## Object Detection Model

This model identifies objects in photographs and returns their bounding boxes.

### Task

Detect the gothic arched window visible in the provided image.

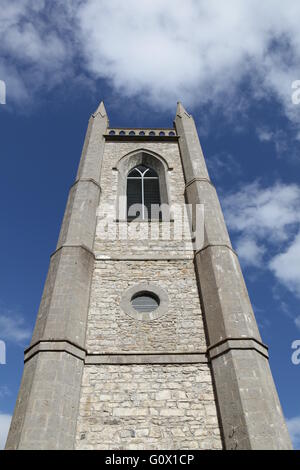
[127,165,161,220]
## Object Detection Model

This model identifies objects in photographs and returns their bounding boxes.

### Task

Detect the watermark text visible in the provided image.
[97,201,205,251]
[0,80,6,105]
[292,80,300,105]
[291,340,300,365]
[0,340,6,365]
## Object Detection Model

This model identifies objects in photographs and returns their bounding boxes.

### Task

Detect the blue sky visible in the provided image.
[1,0,300,449]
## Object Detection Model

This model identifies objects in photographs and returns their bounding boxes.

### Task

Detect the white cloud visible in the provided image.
[1,0,300,126]
[257,128,274,142]
[287,416,300,450]
[223,181,300,297]
[270,233,300,297]
[76,0,300,120]
[294,316,300,331]
[207,152,241,180]
[0,414,11,450]
[256,127,300,159]
[0,313,31,344]
[223,181,300,243]
[235,237,265,268]
[0,386,10,399]
[0,0,79,103]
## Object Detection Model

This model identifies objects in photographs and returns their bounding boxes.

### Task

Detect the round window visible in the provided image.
[120,283,168,321]
[131,291,160,313]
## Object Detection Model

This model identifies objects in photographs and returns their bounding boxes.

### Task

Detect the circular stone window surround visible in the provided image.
[120,282,169,321]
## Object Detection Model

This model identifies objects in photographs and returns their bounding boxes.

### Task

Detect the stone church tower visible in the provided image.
[6,102,291,450]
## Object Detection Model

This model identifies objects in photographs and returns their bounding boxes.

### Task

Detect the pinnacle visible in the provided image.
[93,100,107,118]
[176,101,190,118]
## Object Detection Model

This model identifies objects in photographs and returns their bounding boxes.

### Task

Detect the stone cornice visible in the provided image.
[50,244,95,259]
[71,178,101,191]
[85,352,208,365]
[24,340,87,363]
[24,341,208,365]
[207,337,269,360]
[195,243,238,258]
[24,338,269,365]
[185,177,215,191]
[95,254,194,261]
[105,135,178,142]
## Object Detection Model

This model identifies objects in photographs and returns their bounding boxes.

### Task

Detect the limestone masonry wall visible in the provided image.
[85,259,205,354]
[94,141,192,256]
[75,139,223,449]
[75,364,222,450]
